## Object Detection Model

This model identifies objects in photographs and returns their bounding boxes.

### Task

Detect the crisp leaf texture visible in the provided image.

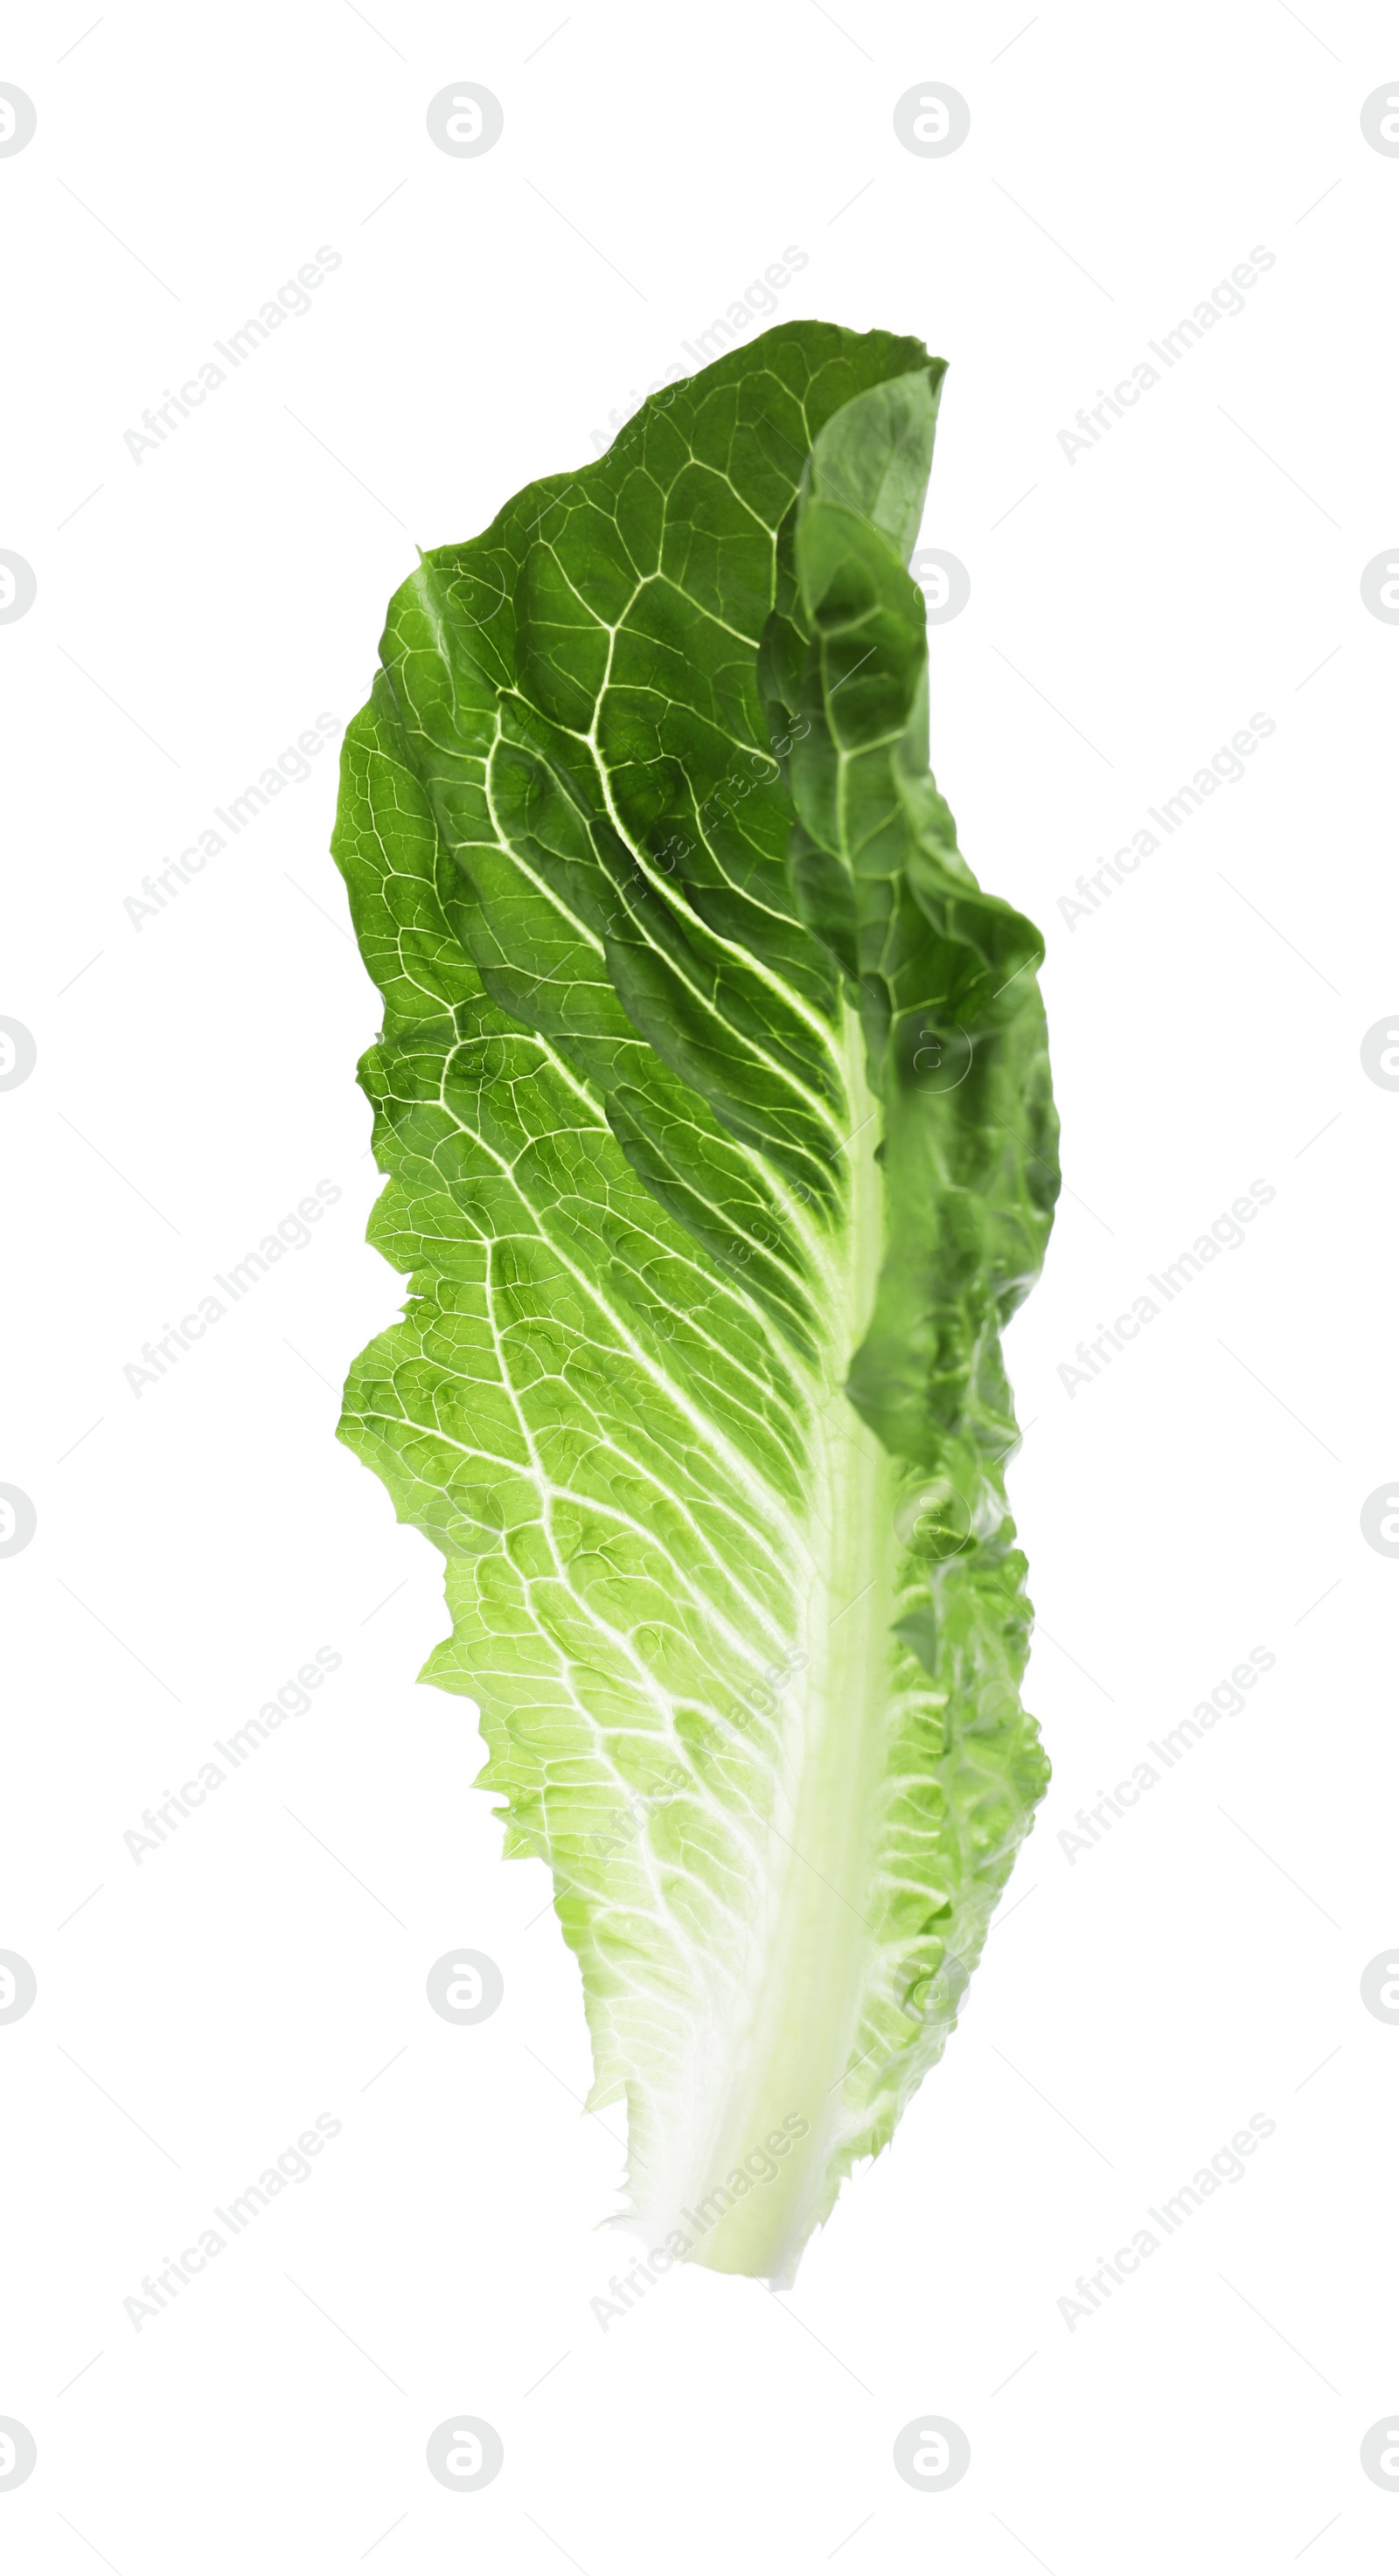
[331,320,1059,2282]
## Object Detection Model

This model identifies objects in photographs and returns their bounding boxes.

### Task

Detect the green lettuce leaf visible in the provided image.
[331,320,1059,2283]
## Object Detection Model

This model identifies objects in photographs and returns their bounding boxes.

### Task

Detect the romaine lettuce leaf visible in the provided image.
[331,320,1058,2282]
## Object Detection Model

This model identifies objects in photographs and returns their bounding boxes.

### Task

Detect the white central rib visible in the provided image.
[638,1002,894,2281]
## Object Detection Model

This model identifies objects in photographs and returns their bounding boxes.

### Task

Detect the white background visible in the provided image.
[3,1,1397,2567]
